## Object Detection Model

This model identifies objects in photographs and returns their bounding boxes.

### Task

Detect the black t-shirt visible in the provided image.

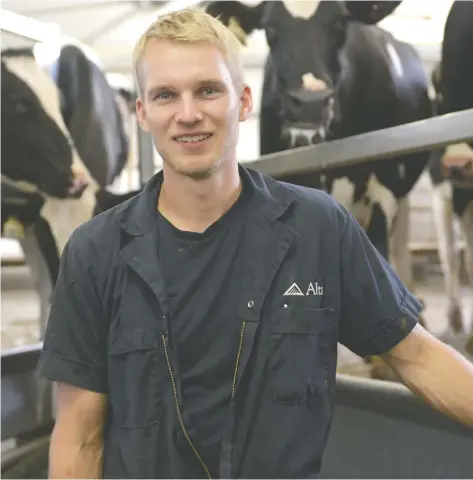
[156,179,252,477]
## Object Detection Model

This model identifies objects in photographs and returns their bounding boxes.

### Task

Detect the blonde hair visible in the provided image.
[132,7,244,95]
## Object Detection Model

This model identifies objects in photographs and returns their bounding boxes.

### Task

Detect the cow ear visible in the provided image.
[344,1,401,25]
[206,1,265,45]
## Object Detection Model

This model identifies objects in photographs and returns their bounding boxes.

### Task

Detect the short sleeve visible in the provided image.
[337,209,422,357]
[37,232,108,393]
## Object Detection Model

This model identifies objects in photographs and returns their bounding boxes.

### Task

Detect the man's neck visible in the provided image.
[157,162,242,233]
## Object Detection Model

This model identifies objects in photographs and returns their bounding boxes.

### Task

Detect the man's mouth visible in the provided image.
[173,133,213,143]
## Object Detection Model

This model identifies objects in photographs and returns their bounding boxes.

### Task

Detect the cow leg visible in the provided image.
[388,195,428,330]
[431,181,464,334]
[460,202,473,353]
[361,205,400,381]
[19,226,54,340]
[16,226,55,426]
[389,195,414,291]
[368,198,428,382]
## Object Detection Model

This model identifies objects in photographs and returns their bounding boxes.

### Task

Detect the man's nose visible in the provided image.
[175,96,203,124]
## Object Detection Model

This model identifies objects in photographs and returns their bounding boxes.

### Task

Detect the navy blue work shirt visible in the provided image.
[37,165,422,478]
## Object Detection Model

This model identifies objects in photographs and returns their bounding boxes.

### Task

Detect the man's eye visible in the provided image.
[202,87,218,96]
[155,91,173,100]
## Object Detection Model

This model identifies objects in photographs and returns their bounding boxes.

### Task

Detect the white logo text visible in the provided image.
[283,282,323,296]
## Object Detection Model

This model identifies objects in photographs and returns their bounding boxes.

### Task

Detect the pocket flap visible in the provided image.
[272,307,334,334]
[108,327,160,355]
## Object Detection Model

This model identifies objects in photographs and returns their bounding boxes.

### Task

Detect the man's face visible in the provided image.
[136,38,252,180]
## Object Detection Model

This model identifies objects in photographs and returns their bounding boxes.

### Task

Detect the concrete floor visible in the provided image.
[1,261,472,375]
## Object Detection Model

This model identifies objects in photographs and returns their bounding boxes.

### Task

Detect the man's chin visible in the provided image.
[176,159,222,180]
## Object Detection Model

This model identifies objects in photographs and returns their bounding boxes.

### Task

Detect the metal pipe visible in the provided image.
[0,9,60,42]
[15,1,135,17]
[1,435,50,471]
[248,109,473,176]
[0,8,105,68]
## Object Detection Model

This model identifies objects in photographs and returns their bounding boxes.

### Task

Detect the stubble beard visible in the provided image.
[179,157,224,180]
[161,122,239,180]
[158,143,224,180]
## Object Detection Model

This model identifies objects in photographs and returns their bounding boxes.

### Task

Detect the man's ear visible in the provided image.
[135,96,150,133]
[239,84,253,122]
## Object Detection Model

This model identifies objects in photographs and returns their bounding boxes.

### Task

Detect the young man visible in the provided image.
[38,7,473,479]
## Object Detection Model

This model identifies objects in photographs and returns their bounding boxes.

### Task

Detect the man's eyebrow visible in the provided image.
[196,79,227,88]
[147,85,172,99]
[147,79,227,98]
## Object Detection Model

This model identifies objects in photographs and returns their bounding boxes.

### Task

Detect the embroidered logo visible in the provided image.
[284,282,324,296]
[283,282,304,296]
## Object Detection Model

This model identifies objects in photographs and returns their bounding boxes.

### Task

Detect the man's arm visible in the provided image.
[49,383,107,479]
[36,229,109,478]
[337,206,422,358]
[336,205,473,428]
[381,323,473,429]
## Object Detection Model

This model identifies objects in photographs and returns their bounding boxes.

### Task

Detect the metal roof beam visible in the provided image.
[0,8,60,42]
[15,1,139,17]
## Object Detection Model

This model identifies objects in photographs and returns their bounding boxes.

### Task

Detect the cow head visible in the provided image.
[1,49,91,199]
[206,1,400,147]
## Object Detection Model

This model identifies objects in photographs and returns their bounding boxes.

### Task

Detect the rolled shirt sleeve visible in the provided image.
[337,208,422,358]
[37,230,108,393]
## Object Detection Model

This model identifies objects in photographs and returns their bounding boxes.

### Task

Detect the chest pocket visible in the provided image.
[267,307,335,404]
[108,327,164,428]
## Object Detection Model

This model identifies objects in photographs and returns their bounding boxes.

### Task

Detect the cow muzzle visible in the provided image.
[42,168,90,199]
[66,167,90,199]
[441,143,473,188]
[282,86,335,148]
[282,124,327,148]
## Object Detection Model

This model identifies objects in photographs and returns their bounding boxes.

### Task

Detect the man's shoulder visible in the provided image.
[67,189,141,258]
[246,167,349,228]
[278,179,339,210]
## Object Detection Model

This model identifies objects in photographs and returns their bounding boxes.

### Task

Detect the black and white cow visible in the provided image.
[1,45,139,338]
[205,0,432,299]
[426,1,473,347]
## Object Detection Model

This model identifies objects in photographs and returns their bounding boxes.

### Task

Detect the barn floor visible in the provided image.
[1,259,472,377]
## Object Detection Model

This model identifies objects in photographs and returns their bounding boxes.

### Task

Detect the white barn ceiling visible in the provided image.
[1,0,454,78]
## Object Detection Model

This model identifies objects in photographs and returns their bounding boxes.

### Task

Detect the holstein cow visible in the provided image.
[205,0,431,292]
[1,46,138,338]
[205,1,430,304]
[426,1,473,352]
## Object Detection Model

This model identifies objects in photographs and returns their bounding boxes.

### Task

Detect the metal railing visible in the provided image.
[247,108,473,177]
[321,374,473,478]
[1,344,53,443]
